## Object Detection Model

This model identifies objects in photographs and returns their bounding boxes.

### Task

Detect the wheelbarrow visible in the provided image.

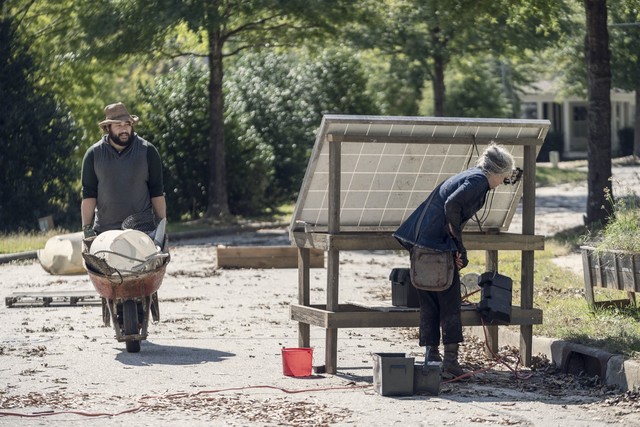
[82,236,170,353]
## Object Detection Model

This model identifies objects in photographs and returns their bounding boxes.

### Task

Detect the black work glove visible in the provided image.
[82,225,96,239]
[457,250,469,269]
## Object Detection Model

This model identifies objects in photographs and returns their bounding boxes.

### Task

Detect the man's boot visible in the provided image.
[442,343,467,380]
[425,345,442,362]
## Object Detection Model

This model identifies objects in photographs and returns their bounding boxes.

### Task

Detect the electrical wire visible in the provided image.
[462,135,495,233]
[442,290,534,383]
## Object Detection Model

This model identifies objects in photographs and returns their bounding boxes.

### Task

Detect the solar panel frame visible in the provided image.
[290,115,550,236]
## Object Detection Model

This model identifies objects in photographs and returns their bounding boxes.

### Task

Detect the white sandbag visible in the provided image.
[37,232,85,275]
[89,229,160,273]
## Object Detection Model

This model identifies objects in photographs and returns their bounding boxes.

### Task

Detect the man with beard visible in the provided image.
[81,102,166,238]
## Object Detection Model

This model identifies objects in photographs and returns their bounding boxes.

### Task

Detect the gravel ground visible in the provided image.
[1,163,640,426]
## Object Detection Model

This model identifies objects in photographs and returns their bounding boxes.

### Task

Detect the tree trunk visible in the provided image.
[432,54,446,117]
[430,25,446,117]
[634,86,640,157]
[205,15,230,217]
[584,0,612,226]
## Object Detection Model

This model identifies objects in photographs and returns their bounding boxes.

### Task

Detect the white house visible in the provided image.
[520,79,635,159]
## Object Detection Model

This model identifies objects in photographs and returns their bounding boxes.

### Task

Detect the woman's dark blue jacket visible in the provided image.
[393,167,490,254]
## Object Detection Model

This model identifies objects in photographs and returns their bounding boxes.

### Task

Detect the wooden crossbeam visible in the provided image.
[290,303,542,329]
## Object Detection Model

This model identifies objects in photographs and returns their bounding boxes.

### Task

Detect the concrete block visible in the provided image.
[607,356,640,391]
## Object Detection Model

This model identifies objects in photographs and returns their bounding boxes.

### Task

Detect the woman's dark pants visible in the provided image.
[417,269,463,346]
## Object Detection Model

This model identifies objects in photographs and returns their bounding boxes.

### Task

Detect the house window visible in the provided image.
[572,105,588,144]
[521,103,537,119]
[573,106,588,121]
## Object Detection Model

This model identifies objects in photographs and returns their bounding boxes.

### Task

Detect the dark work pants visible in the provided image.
[417,268,463,346]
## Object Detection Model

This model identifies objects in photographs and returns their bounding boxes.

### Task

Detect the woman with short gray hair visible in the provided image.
[393,142,515,380]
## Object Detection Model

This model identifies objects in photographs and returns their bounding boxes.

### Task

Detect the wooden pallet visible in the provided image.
[5,290,101,308]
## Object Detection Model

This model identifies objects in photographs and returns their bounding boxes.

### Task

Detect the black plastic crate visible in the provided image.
[390,268,420,308]
[477,271,512,324]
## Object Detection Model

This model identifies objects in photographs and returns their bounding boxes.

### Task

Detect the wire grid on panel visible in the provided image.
[291,115,548,234]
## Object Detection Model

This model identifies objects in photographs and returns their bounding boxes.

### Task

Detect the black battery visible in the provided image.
[389,268,420,308]
[477,271,512,324]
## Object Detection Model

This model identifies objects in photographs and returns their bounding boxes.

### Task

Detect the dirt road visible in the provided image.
[2,163,640,426]
[1,224,639,426]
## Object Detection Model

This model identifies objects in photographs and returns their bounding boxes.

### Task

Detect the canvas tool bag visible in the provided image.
[408,192,454,291]
[410,247,455,291]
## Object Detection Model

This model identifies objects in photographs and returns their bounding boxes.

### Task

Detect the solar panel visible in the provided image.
[290,115,550,234]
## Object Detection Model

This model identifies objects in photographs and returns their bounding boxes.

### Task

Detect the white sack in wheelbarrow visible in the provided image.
[37,232,85,275]
[89,229,162,274]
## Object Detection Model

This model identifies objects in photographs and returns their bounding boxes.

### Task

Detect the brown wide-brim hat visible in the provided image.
[98,102,139,131]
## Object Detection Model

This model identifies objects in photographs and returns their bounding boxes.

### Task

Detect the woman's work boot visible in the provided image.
[425,345,442,362]
[442,343,468,380]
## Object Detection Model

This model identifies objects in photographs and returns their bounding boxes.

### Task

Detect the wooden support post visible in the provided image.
[325,136,341,374]
[582,249,596,309]
[484,250,499,357]
[520,144,536,366]
[298,248,310,347]
[630,254,638,306]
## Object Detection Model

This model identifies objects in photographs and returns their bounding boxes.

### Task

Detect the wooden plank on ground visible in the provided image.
[215,246,324,269]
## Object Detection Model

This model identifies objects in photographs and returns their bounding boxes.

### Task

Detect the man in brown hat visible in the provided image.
[81,102,166,238]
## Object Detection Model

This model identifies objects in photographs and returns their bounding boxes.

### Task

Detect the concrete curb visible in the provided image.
[0,251,37,265]
[467,326,640,391]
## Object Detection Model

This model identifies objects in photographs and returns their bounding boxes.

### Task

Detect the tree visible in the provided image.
[71,0,358,219]
[137,48,379,219]
[4,0,142,154]
[226,49,380,207]
[0,3,79,231]
[584,0,613,225]
[347,0,570,117]
[609,0,640,156]
[445,56,513,118]
[138,58,275,218]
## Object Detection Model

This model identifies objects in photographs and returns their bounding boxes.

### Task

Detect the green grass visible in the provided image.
[0,229,68,254]
[464,242,640,359]
[535,165,587,187]
[588,186,640,253]
[0,204,296,254]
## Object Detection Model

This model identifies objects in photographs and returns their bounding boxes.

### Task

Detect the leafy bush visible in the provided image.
[139,49,379,218]
[138,59,275,218]
[446,60,512,119]
[0,16,79,232]
[138,60,211,220]
[226,49,380,208]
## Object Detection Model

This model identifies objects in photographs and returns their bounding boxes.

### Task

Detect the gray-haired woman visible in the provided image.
[393,142,515,379]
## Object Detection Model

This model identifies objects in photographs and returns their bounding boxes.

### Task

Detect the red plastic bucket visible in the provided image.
[281,347,313,377]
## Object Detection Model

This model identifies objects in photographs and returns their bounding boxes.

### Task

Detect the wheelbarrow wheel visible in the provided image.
[123,300,141,353]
